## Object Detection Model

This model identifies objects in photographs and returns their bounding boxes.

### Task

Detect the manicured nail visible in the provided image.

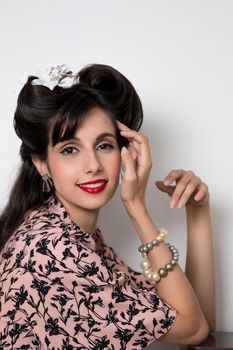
[164,180,170,186]
[170,200,176,208]
[122,147,128,154]
[178,201,184,208]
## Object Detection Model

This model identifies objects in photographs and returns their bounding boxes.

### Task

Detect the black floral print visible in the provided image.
[0,196,176,349]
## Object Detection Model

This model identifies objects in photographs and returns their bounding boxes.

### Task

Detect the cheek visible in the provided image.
[47,156,76,180]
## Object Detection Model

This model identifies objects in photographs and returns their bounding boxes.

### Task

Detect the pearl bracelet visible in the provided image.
[140,243,179,283]
[138,228,168,254]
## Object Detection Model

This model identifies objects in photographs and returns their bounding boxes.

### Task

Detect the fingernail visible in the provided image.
[178,201,184,208]
[170,201,176,208]
[121,147,128,154]
[164,180,170,186]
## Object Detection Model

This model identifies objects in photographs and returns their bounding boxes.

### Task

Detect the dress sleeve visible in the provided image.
[0,229,176,349]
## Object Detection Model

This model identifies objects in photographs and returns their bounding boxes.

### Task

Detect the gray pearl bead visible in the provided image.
[138,246,143,253]
[143,246,148,253]
[165,263,173,271]
[171,259,177,266]
[158,268,168,277]
[146,242,152,250]
[152,239,159,246]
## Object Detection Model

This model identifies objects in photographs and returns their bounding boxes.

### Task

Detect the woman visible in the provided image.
[0,64,215,349]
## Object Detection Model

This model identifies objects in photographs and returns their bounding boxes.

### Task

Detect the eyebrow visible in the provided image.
[68,132,117,143]
[95,132,117,142]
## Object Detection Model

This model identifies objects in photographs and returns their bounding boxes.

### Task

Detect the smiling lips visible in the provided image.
[77,179,108,194]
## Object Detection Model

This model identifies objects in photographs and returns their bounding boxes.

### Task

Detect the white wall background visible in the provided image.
[0,1,233,348]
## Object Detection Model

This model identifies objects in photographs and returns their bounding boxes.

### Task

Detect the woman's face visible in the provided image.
[45,107,122,227]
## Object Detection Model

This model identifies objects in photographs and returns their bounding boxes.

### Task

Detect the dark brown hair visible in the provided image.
[0,63,143,251]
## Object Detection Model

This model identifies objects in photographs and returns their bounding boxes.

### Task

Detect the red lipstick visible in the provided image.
[77,179,107,194]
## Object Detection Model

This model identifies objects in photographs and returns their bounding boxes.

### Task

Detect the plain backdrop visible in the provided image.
[0,1,233,348]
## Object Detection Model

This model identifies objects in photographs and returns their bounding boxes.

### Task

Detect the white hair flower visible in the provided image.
[31,64,75,90]
[13,64,75,96]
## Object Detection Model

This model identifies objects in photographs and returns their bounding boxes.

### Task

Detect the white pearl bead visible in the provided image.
[157,235,164,242]
[160,228,168,236]
[146,272,153,280]
[151,272,160,282]
[140,259,150,270]
[143,268,152,277]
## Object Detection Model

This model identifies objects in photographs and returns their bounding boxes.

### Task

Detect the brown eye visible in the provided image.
[97,143,114,151]
[60,146,79,155]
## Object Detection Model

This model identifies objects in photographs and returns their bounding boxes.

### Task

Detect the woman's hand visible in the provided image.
[155,169,209,208]
[117,121,152,210]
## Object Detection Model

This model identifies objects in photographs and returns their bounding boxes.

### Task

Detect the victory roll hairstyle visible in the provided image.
[0,63,143,251]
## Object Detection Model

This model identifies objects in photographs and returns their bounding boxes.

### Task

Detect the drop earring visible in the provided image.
[41,174,54,193]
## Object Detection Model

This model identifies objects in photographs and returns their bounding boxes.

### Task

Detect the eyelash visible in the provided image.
[60,142,114,155]
[97,143,114,151]
[60,146,78,155]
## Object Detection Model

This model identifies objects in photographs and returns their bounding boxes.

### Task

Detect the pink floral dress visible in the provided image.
[0,196,176,349]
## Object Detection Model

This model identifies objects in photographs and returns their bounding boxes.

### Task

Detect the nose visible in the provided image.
[83,150,103,174]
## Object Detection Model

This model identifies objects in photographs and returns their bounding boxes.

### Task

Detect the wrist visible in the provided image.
[123,199,148,219]
[186,198,210,215]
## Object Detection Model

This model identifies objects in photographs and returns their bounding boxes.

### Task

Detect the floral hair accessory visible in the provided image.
[31,64,75,90]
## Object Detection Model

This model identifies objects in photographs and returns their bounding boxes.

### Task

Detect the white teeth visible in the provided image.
[79,182,105,188]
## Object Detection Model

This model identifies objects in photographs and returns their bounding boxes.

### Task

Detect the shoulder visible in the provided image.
[0,197,72,266]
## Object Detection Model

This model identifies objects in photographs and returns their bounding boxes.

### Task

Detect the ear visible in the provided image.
[31,156,50,177]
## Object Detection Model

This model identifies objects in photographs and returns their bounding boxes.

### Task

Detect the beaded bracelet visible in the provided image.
[140,243,179,283]
[138,228,168,254]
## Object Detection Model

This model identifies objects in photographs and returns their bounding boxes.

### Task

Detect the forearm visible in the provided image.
[125,201,209,343]
[185,201,215,331]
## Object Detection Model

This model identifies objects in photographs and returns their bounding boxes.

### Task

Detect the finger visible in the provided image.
[155,181,175,197]
[128,142,137,160]
[119,129,144,157]
[117,120,131,131]
[119,129,146,145]
[194,183,209,201]
[169,171,196,207]
[163,169,185,186]
[121,147,137,181]
[176,177,202,208]
[120,130,152,169]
